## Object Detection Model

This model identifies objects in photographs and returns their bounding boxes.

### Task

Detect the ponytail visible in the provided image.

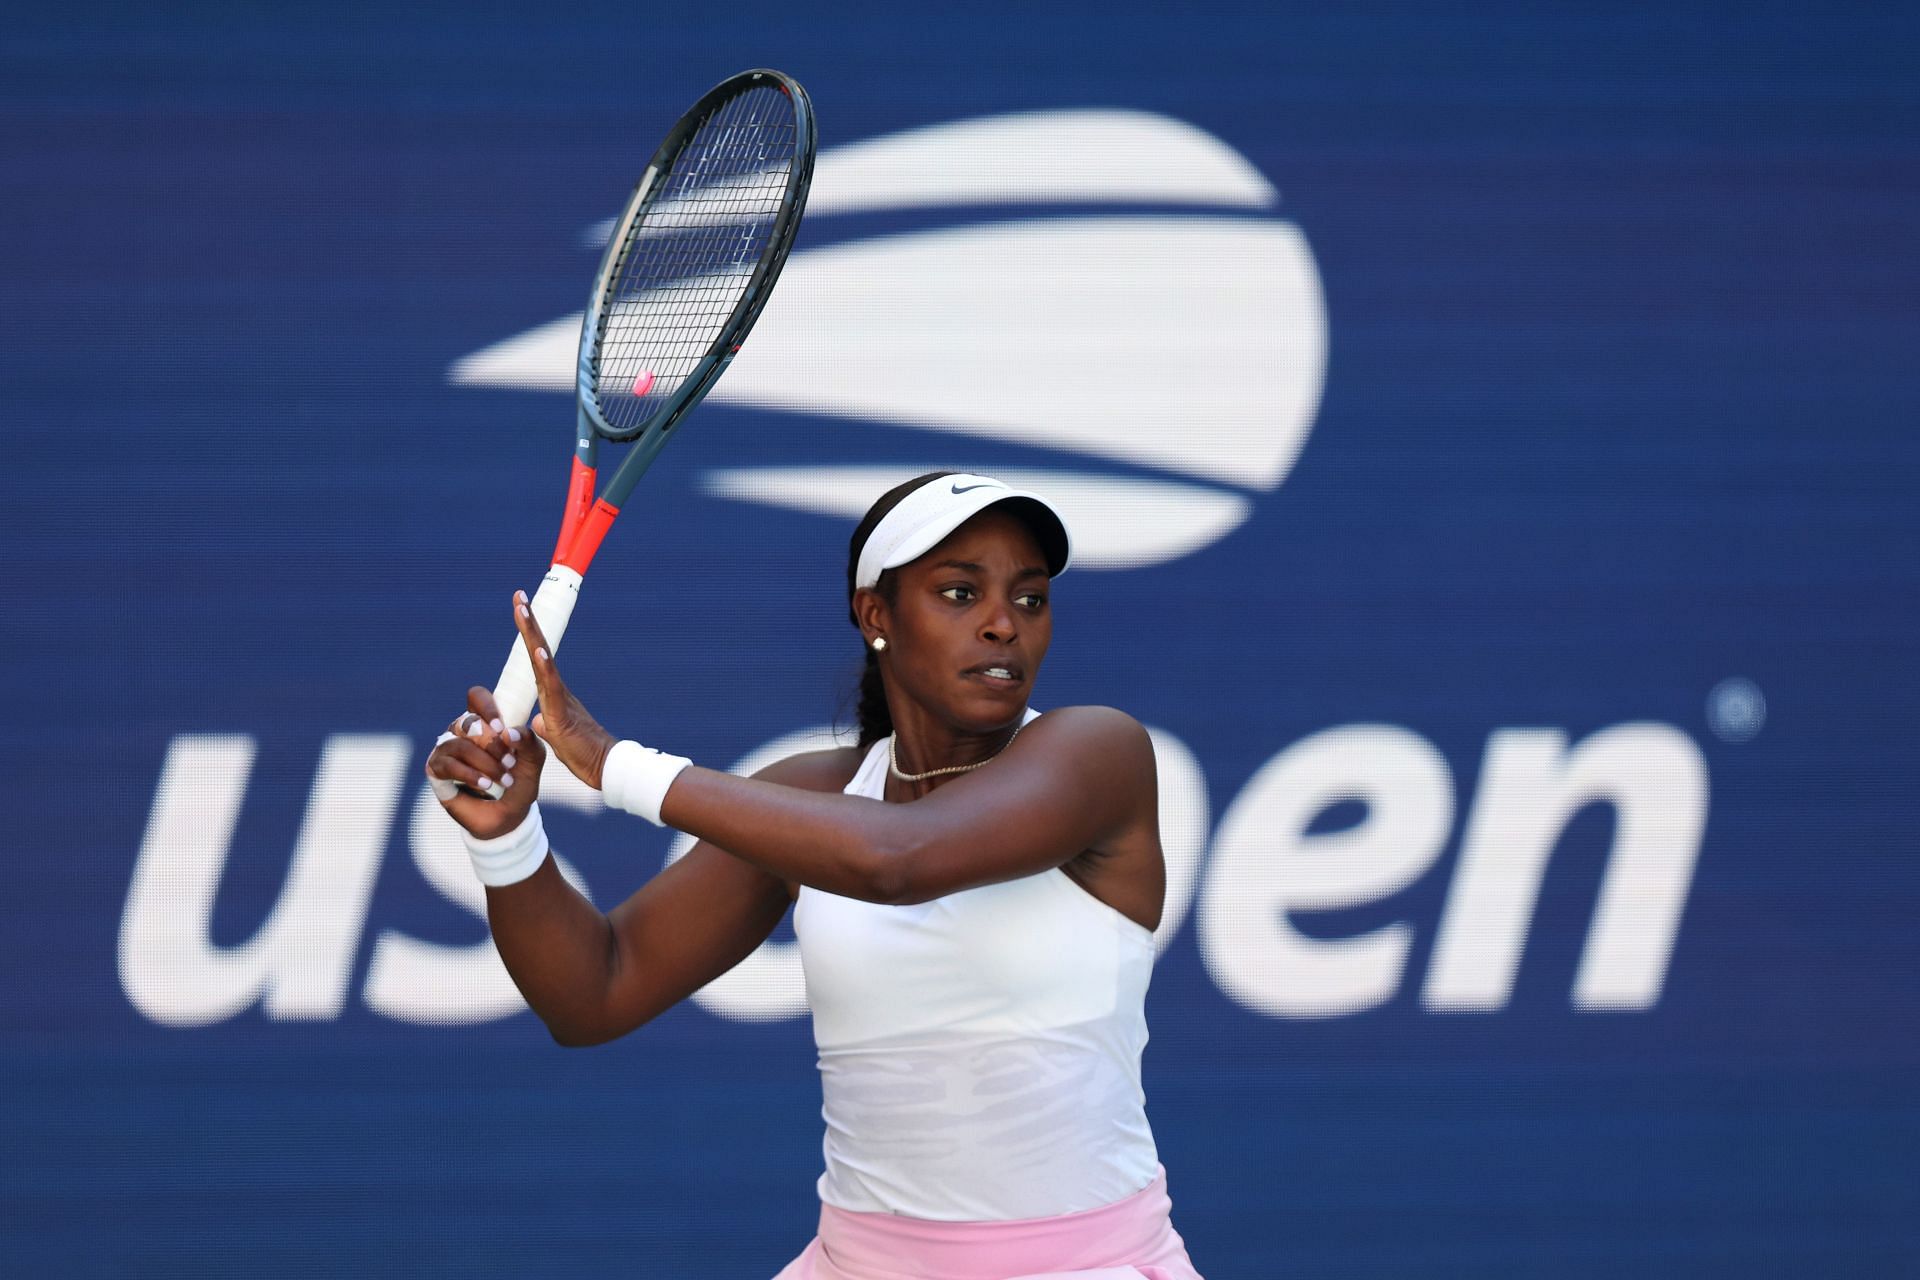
[853,638,892,747]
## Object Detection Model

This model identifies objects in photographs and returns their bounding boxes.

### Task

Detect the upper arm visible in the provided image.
[888,706,1157,903]
[590,747,859,1039]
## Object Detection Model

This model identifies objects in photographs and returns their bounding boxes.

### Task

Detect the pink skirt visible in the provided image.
[771,1168,1204,1280]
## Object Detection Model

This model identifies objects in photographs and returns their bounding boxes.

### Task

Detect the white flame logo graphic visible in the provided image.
[449,109,1328,568]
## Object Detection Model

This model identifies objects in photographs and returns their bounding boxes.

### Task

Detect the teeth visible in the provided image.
[984,668,1013,679]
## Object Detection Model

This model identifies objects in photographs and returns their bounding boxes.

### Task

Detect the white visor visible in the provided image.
[854,473,1072,590]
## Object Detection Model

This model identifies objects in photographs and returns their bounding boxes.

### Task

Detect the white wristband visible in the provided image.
[600,739,693,827]
[459,802,551,887]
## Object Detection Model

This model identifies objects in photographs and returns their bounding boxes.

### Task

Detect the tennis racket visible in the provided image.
[486,69,816,781]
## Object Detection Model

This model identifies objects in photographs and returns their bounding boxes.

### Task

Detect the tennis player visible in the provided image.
[428,472,1204,1280]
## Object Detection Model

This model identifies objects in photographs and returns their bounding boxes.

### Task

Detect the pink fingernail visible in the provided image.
[476,777,493,790]
[518,606,529,618]
[502,753,516,769]
[501,773,514,789]
[507,728,521,744]
[536,647,548,661]
[490,718,503,732]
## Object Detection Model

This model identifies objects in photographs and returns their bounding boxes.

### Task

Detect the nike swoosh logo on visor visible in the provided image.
[951,482,1000,493]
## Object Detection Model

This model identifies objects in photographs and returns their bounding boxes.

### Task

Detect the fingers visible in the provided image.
[428,737,517,795]
[447,705,515,761]
[454,738,518,785]
[431,757,536,842]
[464,685,506,738]
[519,716,548,758]
[512,590,561,697]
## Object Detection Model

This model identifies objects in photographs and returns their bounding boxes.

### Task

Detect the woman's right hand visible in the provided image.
[425,686,547,840]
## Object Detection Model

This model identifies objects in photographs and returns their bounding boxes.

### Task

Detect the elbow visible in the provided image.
[544,1006,646,1048]
[542,917,639,1047]
[546,1018,611,1048]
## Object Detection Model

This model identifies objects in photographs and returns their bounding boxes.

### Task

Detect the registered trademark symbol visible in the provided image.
[1707,677,1765,743]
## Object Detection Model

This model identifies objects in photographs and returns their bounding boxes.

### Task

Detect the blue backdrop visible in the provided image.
[4,2,1917,1276]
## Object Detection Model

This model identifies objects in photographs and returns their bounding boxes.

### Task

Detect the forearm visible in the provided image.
[484,856,621,1044]
[604,713,1139,905]
[659,767,909,902]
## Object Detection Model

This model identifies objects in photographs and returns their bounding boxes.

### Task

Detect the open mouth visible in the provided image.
[967,665,1022,687]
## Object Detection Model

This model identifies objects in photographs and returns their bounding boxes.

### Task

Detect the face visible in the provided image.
[856,509,1053,732]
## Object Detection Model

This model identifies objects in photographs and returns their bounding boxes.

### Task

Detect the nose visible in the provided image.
[980,600,1018,646]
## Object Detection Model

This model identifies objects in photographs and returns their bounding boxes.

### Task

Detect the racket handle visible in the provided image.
[492,562,584,730]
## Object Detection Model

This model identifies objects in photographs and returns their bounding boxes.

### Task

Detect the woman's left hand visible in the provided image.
[511,589,618,790]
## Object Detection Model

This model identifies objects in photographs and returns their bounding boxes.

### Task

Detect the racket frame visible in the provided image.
[554,68,817,577]
[487,69,815,747]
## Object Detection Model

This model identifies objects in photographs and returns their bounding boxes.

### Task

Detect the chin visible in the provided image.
[961,685,1028,718]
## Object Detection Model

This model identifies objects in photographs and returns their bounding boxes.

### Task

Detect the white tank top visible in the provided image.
[794,709,1161,1221]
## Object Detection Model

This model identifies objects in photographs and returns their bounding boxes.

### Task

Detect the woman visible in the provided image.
[428,472,1204,1280]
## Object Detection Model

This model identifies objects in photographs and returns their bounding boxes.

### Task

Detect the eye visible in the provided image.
[1017,592,1047,610]
[939,585,976,602]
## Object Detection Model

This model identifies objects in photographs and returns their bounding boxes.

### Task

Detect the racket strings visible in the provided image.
[594,85,798,434]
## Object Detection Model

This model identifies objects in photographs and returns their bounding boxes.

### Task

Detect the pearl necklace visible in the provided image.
[890,724,1022,783]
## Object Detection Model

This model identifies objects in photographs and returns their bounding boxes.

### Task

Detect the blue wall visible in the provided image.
[4,3,1917,1275]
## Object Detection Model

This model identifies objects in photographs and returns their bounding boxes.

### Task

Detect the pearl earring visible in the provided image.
[871,636,888,652]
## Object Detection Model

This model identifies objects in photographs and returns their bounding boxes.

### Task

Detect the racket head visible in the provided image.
[578,69,816,447]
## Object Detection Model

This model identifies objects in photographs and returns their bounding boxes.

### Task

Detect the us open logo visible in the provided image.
[121,112,1710,1031]
[447,109,1330,570]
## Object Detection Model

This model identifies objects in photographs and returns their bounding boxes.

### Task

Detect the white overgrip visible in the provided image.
[492,565,584,730]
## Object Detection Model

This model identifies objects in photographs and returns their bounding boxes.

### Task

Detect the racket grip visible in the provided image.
[492,564,584,731]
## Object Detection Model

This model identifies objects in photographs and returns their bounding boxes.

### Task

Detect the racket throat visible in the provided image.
[552,456,599,564]
[557,498,621,574]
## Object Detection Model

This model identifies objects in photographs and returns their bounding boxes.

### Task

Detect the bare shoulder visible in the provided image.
[1026,707,1162,924]
[1022,706,1155,772]
[750,743,868,793]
